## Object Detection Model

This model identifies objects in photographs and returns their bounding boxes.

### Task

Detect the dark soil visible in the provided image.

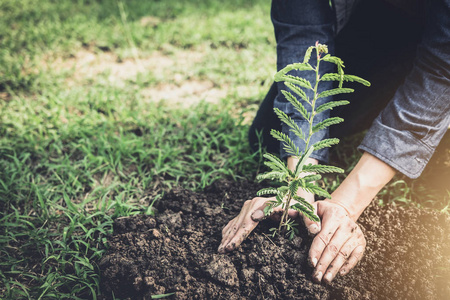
[100,180,450,300]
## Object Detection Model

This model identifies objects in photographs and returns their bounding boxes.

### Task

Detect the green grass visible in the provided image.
[0,0,448,299]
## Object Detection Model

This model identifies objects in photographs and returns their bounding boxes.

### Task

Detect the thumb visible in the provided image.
[302,203,321,235]
[251,209,266,222]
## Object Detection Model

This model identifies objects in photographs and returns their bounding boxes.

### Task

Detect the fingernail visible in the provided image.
[251,210,265,221]
[315,271,323,282]
[218,246,224,253]
[340,269,346,276]
[324,272,332,283]
[308,224,319,235]
[311,257,318,267]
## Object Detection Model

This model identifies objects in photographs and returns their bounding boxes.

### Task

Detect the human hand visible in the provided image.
[308,200,366,284]
[218,196,299,253]
[218,186,320,254]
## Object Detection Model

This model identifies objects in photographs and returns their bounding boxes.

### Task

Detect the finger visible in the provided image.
[308,215,340,269]
[223,216,259,252]
[322,238,358,284]
[302,204,321,236]
[312,226,351,283]
[219,210,247,253]
[339,242,366,276]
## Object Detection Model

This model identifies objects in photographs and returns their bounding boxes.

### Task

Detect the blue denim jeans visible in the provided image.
[249,0,450,179]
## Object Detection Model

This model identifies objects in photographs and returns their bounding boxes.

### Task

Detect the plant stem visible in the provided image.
[278,46,322,235]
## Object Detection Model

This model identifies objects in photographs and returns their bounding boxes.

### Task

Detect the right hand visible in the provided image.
[218,189,320,254]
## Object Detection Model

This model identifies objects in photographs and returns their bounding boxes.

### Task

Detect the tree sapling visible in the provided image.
[256,42,370,238]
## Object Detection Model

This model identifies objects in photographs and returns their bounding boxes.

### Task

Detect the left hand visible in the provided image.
[308,200,366,284]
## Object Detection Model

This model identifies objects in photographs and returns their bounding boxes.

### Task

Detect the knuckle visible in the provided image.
[327,243,339,255]
[317,234,329,246]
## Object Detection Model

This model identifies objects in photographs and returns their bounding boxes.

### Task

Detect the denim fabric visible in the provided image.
[359,0,450,178]
[260,0,449,178]
[271,0,335,162]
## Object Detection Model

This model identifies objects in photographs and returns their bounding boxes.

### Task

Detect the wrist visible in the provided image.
[328,152,396,221]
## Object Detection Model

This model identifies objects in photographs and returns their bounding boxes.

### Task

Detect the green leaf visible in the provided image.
[316,100,350,114]
[289,180,301,197]
[303,46,314,64]
[321,55,344,68]
[312,117,343,133]
[291,203,320,222]
[152,293,175,299]
[320,73,371,86]
[292,195,314,211]
[256,188,279,196]
[273,108,304,141]
[256,171,286,182]
[276,62,314,75]
[294,146,314,178]
[317,88,354,99]
[281,90,310,120]
[284,82,309,103]
[270,129,300,157]
[302,164,344,174]
[303,182,331,198]
[276,74,313,90]
[263,153,288,173]
[302,174,322,182]
[312,138,340,150]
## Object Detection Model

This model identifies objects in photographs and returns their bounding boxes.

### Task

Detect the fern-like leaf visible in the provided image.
[302,164,344,174]
[317,88,354,99]
[292,195,314,211]
[256,171,286,182]
[276,74,313,90]
[270,129,300,157]
[302,174,322,182]
[303,182,331,198]
[312,117,343,133]
[320,73,371,86]
[303,46,314,64]
[263,153,288,173]
[312,138,340,150]
[316,100,350,114]
[273,108,304,141]
[256,187,279,196]
[276,62,314,75]
[284,82,309,103]
[288,179,301,197]
[281,90,310,121]
[291,203,320,222]
[321,55,344,68]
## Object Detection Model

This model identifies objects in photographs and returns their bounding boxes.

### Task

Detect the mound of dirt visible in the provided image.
[99,180,450,299]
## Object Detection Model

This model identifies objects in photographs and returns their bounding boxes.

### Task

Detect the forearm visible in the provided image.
[327,152,396,221]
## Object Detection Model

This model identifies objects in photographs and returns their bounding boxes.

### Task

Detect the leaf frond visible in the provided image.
[292,195,314,211]
[303,46,314,64]
[291,203,320,222]
[312,117,343,133]
[263,153,288,173]
[302,174,322,182]
[277,74,313,90]
[316,101,350,114]
[284,82,309,103]
[256,171,286,182]
[256,188,279,197]
[320,73,371,86]
[273,108,304,141]
[270,129,300,157]
[281,90,310,120]
[312,138,340,150]
[317,88,354,99]
[303,182,331,198]
[302,164,344,174]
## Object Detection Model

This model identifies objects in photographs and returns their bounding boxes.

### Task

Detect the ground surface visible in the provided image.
[100,180,450,300]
